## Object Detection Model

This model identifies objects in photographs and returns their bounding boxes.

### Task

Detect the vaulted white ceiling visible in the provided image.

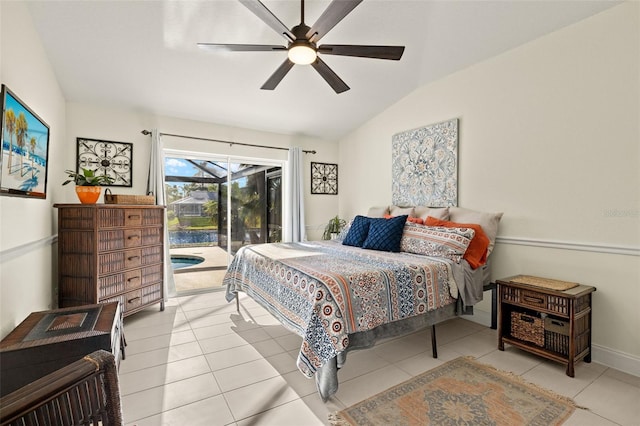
[26,0,618,140]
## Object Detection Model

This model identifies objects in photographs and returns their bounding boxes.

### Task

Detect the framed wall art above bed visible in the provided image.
[392,118,458,207]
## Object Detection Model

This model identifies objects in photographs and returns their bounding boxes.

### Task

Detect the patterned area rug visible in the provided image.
[330,357,576,426]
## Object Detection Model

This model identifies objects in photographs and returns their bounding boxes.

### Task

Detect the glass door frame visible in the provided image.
[163,148,290,268]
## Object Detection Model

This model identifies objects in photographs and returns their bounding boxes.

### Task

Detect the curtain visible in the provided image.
[147,129,176,298]
[287,147,306,242]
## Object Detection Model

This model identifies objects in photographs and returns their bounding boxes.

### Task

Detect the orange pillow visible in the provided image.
[384,214,424,225]
[425,217,489,269]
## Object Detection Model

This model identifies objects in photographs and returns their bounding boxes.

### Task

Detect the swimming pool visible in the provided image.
[170,255,205,270]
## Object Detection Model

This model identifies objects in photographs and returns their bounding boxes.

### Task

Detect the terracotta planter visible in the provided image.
[75,186,102,204]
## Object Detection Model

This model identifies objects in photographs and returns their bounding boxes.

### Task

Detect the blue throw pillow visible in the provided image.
[362,215,408,252]
[342,215,371,247]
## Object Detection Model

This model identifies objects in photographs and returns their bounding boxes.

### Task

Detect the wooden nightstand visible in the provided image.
[497,275,595,377]
[0,302,124,396]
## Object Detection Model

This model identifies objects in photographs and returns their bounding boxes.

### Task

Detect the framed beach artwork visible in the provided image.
[0,85,50,199]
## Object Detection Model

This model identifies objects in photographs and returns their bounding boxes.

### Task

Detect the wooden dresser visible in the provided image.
[54,204,165,317]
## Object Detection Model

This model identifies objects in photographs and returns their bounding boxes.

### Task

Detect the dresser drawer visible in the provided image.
[124,248,142,269]
[124,289,143,312]
[124,209,143,227]
[501,285,570,315]
[124,269,143,291]
[124,228,143,248]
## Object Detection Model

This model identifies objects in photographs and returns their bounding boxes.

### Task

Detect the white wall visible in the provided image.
[0,2,67,338]
[0,2,338,339]
[64,104,339,241]
[338,2,639,373]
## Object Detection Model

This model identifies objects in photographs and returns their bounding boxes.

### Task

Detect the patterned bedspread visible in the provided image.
[224,240,458,377]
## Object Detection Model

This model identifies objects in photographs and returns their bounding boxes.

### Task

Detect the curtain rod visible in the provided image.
[141,130,316,154]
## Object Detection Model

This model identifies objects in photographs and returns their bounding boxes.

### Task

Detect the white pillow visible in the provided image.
[449,207,503,255]
[414,206,449,221]
[389,205,415,217]
[367,206,389,218]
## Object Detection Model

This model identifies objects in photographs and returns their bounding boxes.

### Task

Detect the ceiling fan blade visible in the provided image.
[306,0,363,43]
[311,57,350,94]
[239,0,295,41]
[318,44,405,60]
[197,43,286,52]
[261,59,295,90]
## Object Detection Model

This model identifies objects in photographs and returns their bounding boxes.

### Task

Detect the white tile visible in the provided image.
[130,395,235,426]
[563,407,620,426]
[336,349,390,381]
[124,329,197,356]
[224,376,300,421]
[123,305,184,330]
[574,374,640,425]
[205,343,267,371]
[335,364,412,407]
[265,351,298,375]
[275,333,303,351]
[476,346,543,375]
[372,330,433,363]
[395,345,459,376]
[116,294,635,426]
[521,359,608,398]
[119,341,203,374]
[121,373,221,423]
[214,358,281,392]
[198,332,257,353]
[236,399,323,426]
[281,370,318,398]
[119,355,211,395]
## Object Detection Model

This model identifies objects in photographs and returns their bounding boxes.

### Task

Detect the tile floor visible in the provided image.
[120,290,640,425]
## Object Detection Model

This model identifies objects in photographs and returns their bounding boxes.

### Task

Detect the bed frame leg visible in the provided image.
[236,294,239,313]
[431,324,438,358]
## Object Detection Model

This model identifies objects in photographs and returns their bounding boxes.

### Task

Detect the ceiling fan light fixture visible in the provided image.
[288,43,317,65]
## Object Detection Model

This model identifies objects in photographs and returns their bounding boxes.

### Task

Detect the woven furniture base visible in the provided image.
[509,275,579,291]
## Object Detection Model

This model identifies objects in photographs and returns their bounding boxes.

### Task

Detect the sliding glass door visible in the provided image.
[164,152,283,293]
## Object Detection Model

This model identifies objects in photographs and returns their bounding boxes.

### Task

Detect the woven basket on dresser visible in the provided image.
[104,189,155,205]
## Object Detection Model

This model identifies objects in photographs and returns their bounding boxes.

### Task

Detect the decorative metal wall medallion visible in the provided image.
[76,138,133,187]
[392,118,458,207]
[311,162,338,195]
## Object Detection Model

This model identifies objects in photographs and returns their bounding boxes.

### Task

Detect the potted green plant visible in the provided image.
[322,215,346,240]
[63,168,114,204]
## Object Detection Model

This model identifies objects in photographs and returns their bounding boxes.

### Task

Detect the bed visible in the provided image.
[224,207,500,401]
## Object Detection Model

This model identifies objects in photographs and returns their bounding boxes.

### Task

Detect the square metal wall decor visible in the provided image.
[76,137,133,187]
[392,118,458,207]
[311,162,338,195]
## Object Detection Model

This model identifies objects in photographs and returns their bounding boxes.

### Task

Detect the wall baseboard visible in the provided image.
[465,309,640,378]
[592,344,640,378]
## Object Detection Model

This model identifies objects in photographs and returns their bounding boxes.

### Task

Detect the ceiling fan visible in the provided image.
[197,0,405,94]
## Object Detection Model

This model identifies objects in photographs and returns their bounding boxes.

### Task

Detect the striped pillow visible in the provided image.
[400,222,475,263]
